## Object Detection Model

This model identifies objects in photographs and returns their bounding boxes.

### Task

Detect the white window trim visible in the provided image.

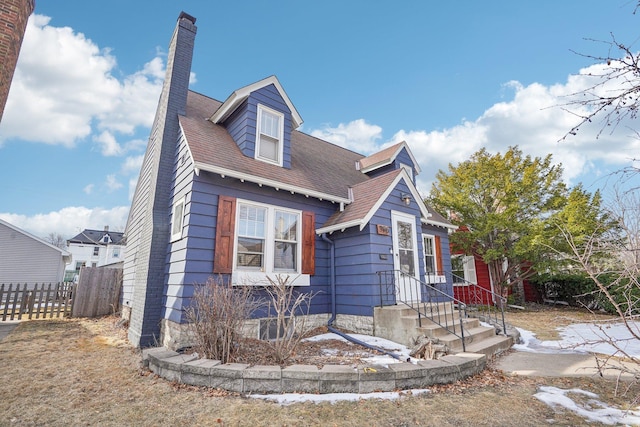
[422,233,446,284]
[232,199,309,286]
[255,104,285,166]
[451,254,477,286]
[171,197,185,242]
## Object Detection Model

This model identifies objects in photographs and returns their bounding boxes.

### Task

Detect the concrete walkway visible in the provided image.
[0,321,20,342]
[494,350,637,380]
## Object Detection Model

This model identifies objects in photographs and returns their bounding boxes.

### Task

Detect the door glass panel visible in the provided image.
[397,221,415,275]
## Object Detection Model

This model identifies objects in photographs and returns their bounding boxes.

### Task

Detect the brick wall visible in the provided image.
[0,0,34,123]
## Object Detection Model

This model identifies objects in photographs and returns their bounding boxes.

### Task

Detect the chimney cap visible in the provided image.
[179,11,196,24]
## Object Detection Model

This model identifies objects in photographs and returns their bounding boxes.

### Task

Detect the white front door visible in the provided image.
[392,211,420,302]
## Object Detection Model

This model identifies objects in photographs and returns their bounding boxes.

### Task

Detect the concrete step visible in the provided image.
[460,334,513,358]
[413,317,480,338]
[439,325,499,352]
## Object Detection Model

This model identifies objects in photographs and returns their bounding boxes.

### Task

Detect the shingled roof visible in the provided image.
[68,229,125,245]
[179,90,455,232]
[180,91,369,203]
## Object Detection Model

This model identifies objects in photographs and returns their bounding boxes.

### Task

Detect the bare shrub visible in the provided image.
[262,275,316,364]
[185,277,261,363]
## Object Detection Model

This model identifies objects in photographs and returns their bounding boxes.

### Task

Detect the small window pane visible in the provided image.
[274,242,297,270]
[275,211,297,241]
[237,237,264,268]
[261,110,280,139]
[259,135,278,161]
[397,221,413,250]
[239,205,266,238]
[172,201,184,236]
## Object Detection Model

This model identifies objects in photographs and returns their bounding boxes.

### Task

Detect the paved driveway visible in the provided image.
[0,321,20,341]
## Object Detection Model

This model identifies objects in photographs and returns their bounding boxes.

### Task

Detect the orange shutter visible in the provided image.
[434,235,443,274]
[301,211,315,275]
[213,196,236,274]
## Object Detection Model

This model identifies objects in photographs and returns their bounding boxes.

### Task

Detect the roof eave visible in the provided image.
[193,161,350,205]
[316,219,363,235]
[208,76,303,129]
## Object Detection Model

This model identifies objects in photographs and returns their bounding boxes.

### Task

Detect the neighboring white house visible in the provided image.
[0,218,71,285]
[65,227,125,281]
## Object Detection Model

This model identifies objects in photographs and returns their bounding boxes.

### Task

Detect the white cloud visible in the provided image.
[0,14,164,147]
[0,206,129,238]
[94,130,123,156]
[121,154,145,175]
[310,119,382,154]
[83,184,94,195]
[309,62,640,193]
[105,174,123,192]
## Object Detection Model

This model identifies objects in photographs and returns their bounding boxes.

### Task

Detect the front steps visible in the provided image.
[373,304,513,358]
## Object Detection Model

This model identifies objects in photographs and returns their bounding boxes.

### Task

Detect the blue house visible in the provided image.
[122,12,457,349]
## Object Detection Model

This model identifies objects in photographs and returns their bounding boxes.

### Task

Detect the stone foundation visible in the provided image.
[334,314,374,335]
[160,313,332,351]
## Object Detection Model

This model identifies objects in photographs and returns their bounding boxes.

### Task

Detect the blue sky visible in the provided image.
[0,1,638,238]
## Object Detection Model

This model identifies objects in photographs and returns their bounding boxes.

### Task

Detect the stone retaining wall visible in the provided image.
[142,348,486,394]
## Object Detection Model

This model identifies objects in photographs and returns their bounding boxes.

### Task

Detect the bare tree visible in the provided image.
[44,232,67,249]
[185,277,262,363]
[555,186,640,393]
[262,275,316,365]
[560,3,640,143]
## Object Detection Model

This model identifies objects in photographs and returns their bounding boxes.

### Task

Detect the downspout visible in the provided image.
[321,233,336,326]
[321,233,405,362]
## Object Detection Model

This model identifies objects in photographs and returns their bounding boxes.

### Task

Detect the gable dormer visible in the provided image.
[209,76,302,169]
[358,141,421,182]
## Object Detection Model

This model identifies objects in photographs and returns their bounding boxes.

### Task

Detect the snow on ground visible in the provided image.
[303,332,416,365]
[517,321,640,424]
[534,386,640,426]
[252,321,640,426]
[514,321,640,358]
[249,389,430,405]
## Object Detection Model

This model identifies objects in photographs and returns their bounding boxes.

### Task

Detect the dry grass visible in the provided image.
[504,303,617,341]
[0,307,637,427]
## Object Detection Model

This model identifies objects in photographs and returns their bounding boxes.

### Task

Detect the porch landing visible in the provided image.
[373,304,514,358]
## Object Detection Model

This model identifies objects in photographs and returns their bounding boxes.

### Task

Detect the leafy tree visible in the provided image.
[429,146,567,302]
[538,185,617,274]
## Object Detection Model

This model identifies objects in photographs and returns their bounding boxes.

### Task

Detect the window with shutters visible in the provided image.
[236,201,299,273]
[255,105,284,166]
[214,196,314,285]
[451,254,477,285]
[423,233,446,284]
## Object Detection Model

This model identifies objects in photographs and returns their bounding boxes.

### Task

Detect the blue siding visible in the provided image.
[248,85,293,169]
[224,99,255,157]
[167,170,338,323]
[221,84,293,169]
[162,139,453,324]
[365,147,417,183]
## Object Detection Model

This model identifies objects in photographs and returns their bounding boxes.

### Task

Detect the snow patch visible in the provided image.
[535,386,640,425]
[249,389,430,405]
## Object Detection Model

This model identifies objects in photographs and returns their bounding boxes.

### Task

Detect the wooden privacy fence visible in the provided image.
[72,267,122,318]
[0,282,76,321]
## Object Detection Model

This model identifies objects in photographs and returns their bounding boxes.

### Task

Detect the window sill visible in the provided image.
[232,271,310,287]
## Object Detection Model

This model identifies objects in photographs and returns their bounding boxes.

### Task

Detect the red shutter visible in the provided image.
[434,235,443,274]
[301,211,315,275]
[213,196,236,274]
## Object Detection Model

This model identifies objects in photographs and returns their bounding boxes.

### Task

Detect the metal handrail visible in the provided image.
[445,272,508,336]
[377,270,468,352]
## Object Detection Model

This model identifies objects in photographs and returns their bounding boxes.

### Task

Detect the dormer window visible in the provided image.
[256,104,284,166]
